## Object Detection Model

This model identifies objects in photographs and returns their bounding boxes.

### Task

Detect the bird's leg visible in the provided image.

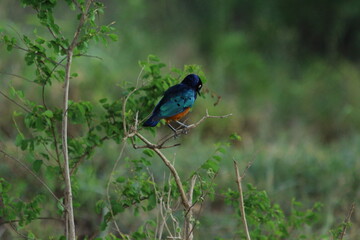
[175,120,189,128]
[167,123,179,138]
[175,120,189,134]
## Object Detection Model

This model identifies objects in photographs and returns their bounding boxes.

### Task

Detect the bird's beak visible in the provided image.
[197,89,201,96]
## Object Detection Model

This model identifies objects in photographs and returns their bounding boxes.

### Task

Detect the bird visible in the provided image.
[143,74,203,133]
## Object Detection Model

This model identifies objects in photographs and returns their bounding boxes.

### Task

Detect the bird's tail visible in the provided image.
[143,115,160,127]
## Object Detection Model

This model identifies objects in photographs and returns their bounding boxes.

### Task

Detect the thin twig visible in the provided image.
[0,217,64,225]
[133,110,232,150]
[339,202,355,240]
[13,45,65,68]
[157,110,232,147]
[71,0,82,10]
[0,90,31,113]
[0,149,64,208]
[0,71,37,84]
[105,142,128,238]
[122,66,144,135]
[42,56,67,109]
[233,160,251,240]
[74,53,103,60]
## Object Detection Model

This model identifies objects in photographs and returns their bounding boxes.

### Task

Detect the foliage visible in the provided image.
[0,178,44,227]
[224,185,323,239]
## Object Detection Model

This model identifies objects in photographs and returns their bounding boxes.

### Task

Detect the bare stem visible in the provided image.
[62,50,76,240]
[233,160,251,240]
[339,202,355,240]
[105,142,128,238]
[185,175,197,240]
[61,1,93,239]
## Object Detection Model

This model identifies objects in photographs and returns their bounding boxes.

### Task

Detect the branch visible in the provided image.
[187,109,232,129]
[233,160,251,240]
[0,90,31,113]
[71,0,82,11]
[13,45,65,68]
[154,110,232,148]
[106,142,128,238]
[68,0,93,52]
[0,217,63,225]
[61,2,94,239]
[128,109,231,212]
[73,53,103,60]
[339,202,355,240]
[0,149,64,208]
[62,52,76,240]
[184,175,197,240]
[134,132,190,210]
[0,71,37,84]
[122,66,144,135]
[42,56,67,109]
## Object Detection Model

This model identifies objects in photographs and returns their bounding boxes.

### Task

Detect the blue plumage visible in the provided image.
[143,74,203,128]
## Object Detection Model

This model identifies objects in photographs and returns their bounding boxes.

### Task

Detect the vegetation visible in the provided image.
[0,0,358,239]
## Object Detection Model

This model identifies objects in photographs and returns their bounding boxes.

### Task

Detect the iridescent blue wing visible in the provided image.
[152,84,196,119]
[159,89,195,117]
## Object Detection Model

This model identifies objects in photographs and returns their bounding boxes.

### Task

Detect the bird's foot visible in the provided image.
[181,127,189,135]
[167,123,180,138]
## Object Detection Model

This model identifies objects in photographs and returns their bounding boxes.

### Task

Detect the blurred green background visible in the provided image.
[1,0,359,238]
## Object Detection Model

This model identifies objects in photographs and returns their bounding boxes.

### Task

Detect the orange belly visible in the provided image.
[165,107,191,123]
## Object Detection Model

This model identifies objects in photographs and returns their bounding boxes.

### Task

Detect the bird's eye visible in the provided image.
[198,84,202,89]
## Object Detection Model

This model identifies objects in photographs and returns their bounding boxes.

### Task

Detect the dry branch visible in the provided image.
[339,202,355,240]
[233,160,251,240]
[184,175,197,240]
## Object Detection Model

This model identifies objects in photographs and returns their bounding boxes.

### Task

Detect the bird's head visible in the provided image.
[182,74,203,95]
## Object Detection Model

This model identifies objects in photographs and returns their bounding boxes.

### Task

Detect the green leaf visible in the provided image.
[212,155,222,161]
[111,200,124,215]
[116,176,126,183]
[42,110,53,118]
[99,98,107,103]
[230,133,242,141]
[35,38,45,44]
[95,200,105,214]
[15,133,25,147]
[9,86,16,98]
[32,160,43,173]
[6,44,13,51]
[108,33,118,41]
[142,149,155,157]
[148,55,160,62]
